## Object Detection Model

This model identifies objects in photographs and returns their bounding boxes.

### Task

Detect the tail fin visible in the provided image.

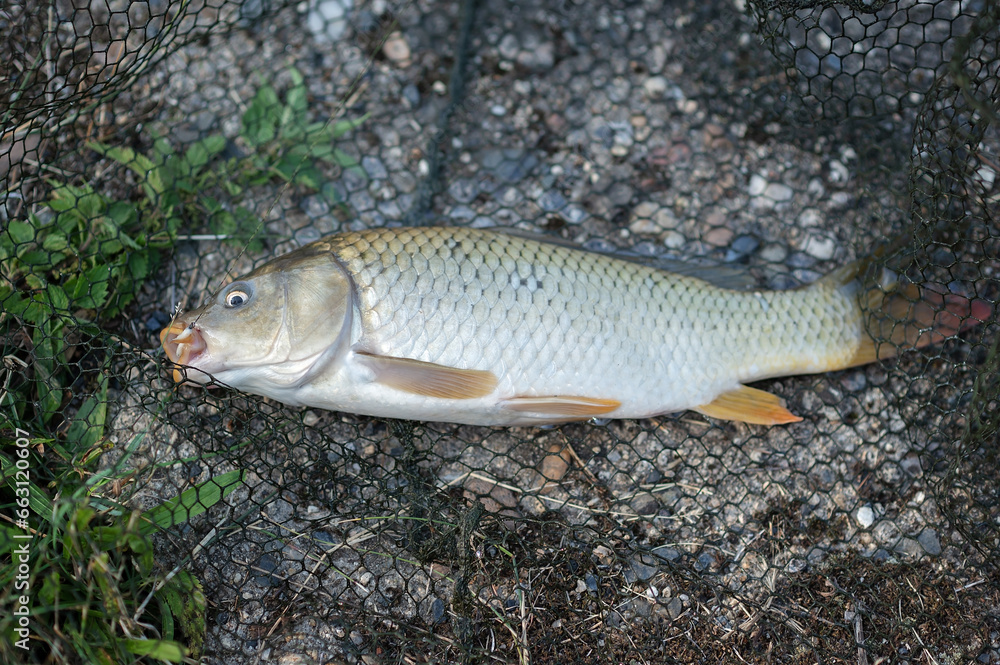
[825,262,992,368]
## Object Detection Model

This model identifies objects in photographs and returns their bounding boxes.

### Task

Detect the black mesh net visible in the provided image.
[2,0,999,663]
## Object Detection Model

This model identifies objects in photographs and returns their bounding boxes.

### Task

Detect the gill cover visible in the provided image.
[193,243,355,387]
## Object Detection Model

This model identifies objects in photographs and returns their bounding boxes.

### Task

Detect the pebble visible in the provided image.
[802,233,836,260]
[517,42,555,70]
[490,104,507,117]
[307,0,353,42]
[643,76,669,98]
[705,226,734,247]
[300,194,331,219]
[725,234,759,262]
[430,598,446,624]
[798,208,823,227]
[538,189,567,212]
[361,155,388,180]
[498,34,519,60]
[917,528,941,556]
[901,452,923,478]
[759,243,787,263]
[448,178,481,203]
[763,182,794,202]
[828,159,849,184]
[748,174,768,196]
[895,537,923,558]
[662,230,685,249]
[382,31,411,66]
[840,371,867,392]
[630,555,659,582]
[666,597,684,619]
[479,148,538,183]
[402,83,420,107]
[856,505,876,528]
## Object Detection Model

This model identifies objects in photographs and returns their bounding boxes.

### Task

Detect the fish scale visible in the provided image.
[161,226,985,426]
[324,227,858,419]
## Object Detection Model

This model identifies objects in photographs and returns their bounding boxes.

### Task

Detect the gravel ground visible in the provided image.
[63,0,1000,662]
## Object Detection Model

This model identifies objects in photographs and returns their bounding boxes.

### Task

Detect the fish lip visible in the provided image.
[160,321,209,383]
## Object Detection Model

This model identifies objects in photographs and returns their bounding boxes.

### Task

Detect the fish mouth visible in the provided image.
[160,321,208,383]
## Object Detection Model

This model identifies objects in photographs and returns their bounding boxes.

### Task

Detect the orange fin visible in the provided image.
[503,395,622,417]
[357,351,497,399]
[848,282,992,367]
[695,385,802,425]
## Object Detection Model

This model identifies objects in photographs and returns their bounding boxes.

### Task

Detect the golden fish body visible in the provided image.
[161,227,982,426]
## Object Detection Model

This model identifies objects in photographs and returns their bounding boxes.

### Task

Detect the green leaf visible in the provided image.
[41,232,68,252]
[328,113,370,139]
[106,200,138,230]
[183,135,227,173]
[0,453,53,525]
[65,372,107,450]
[42,283,69,312]
[242,85,281,147]
[333,148,360,169]
[65,263,111,310]
[7,219,35,245]
[160,569,206,657]
[124,638,186,661]
[139,470,245,534]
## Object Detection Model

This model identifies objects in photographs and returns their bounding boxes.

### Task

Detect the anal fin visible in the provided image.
[357,351,498,399]
[695,385,802,425]
[503,395,622,418]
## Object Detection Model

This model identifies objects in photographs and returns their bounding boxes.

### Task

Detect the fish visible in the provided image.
[160,226,990,426]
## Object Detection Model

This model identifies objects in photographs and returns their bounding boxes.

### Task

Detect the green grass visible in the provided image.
[0,66,364,662]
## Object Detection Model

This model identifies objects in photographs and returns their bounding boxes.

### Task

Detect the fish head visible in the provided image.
[160,246,354,393]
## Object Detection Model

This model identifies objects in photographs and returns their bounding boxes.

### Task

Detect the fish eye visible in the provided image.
[223,284,253,308]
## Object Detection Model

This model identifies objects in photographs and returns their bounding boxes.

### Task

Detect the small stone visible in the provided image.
[666,597,684,619]
[517,42,555,70]
[402,83,420,107]
[630,556,659,582]
[382,31,412,66]
[828,160,849,185]
[798,208,823,227]
[662,230,685,249]
[498,34,519,60]
[763,182,794,202]
[917,528,941,556]
[361,155,388,180]
[759,243,787,263]
[895,537,923,557]
[538,189,567,212]
[585,574,598,592]
[726,234,759,262]
[431,598,446,624]
[490,104,507,116]
[901,453,923,478]
[653,546,681,561]
[643,76,669,98]
[693,551,715,572]
[857,505,876,528]
[705,226,734,247]
[840,371,867,392]
[748,174,768,196]
[301,195,331,220]
[802,233,836,260]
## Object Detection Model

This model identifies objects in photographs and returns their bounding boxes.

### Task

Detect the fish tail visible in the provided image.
[821,260,992,368]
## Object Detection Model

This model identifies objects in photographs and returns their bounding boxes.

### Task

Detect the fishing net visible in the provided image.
[2,0,999,662]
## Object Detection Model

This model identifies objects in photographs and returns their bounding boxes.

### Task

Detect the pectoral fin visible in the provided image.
[503,395,622,418]
[695,385,802,425]
[357,351,498,399]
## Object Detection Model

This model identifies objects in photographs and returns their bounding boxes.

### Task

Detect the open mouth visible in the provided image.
[160,321,208,383]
